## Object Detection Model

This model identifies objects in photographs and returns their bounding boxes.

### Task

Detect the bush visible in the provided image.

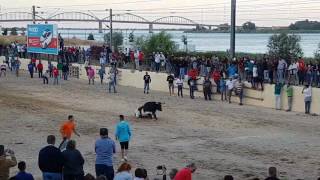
[139,31,176,55]
[315,43,320,61]
[87,33,95,40]
[267,33,303,60]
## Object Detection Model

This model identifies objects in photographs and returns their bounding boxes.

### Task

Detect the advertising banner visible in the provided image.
[27,24,58,55]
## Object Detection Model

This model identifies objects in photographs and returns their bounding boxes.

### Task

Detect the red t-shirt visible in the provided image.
[188,69,199,80]
[174,168,192,180]
[298,59,305,71]
[37,63,43,71]
[212,71,221,81]
[53,68,59,77]
[31,58,37,63]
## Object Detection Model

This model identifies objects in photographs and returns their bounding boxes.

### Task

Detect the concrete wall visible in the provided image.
[2,57,319,114]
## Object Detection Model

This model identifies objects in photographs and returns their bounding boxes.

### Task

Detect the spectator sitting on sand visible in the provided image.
[264,167,280,180]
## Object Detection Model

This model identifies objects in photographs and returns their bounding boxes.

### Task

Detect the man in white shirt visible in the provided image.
[288,61,298,85]
[226,77,234,104]
[154,53,160,72]
[277,59,287,84]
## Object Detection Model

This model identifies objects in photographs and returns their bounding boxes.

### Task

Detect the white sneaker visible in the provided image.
[121,158,125,162]
[124,156,128,161]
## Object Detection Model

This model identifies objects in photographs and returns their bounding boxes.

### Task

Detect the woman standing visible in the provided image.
[302,85,312,114]
[62,140,85,180]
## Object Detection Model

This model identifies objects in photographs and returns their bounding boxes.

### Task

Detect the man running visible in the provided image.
[59,115,80,150]
[115,115,131,162]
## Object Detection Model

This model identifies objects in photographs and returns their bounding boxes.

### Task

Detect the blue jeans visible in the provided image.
[277,69,284,84]
[43,172,62,180]
[95,164,114,180]
[109,80,116,93]
[155,63,160,72]
[144,82,150,93]
[179,68,185,79]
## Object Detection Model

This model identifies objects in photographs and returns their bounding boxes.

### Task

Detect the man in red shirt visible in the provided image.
[37,61,44,78]
[297,57,305,85]
[211,68,221,93]
[174,163,197,180]
[53,67,59,85]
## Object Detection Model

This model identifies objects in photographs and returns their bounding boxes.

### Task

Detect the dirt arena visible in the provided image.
[1,71,320,180]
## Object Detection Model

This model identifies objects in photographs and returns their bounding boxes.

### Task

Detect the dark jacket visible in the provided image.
[62,149,84,175]
[62,65,69,73]
[38,145,64,173]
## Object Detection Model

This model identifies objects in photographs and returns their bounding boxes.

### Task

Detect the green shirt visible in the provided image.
[286,86,293,97]
[57,63,63,70]
[274,84,282,95]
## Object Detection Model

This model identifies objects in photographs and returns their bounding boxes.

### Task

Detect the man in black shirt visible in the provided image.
[203,76,212,101]
[143,72,151,94]
[167,74,175,96]
[38,135,64,180]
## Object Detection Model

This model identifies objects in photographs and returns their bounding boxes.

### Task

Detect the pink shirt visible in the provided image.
[88,69,95,78]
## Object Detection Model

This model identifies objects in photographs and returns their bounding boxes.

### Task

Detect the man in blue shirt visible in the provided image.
[15,161,34,180]
[115,115,132,161]
[95,128,116,180]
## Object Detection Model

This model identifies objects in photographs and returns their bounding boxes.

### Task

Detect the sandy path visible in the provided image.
[1,71,320,180]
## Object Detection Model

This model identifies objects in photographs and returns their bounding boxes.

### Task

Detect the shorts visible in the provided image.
[120,141,129,150]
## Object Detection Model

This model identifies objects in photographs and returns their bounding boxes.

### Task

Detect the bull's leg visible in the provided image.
[138,107,143,118]
[152,112,157,120]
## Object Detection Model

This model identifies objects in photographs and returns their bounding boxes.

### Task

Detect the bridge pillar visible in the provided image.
[98,21,103,33]
[208,26,212,30]
[149,23,153,33]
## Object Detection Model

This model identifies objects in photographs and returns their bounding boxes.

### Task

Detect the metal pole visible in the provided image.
[32,5,36,24]
[230,0,236,59]
[109,8,113,50]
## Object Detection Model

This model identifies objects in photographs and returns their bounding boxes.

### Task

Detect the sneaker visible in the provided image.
[124,156,128,161]
[121,158,125,162]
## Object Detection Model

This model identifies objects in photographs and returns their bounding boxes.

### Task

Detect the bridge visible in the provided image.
[0,11,228,33]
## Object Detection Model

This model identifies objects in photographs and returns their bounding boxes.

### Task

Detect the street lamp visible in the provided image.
[105,9,113,50]
[32,5,41,24]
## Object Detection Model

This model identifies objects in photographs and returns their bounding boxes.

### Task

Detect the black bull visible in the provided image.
[138,102,162,120]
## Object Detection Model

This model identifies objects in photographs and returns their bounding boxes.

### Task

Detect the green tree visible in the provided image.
[104,32,123,50]
[2,28,8,36]
[129,32,134,43]
[10,27,18,36]
[267,33,303,60]
[181,35,188,52]
[242,21,256,31]
[143,31,176,55]
[135,36,146,49]
[315,43,320,60]
[87,33,94,40]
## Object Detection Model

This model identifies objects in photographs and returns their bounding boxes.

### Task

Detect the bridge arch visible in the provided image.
[152,16,199,25]
[47,12,99,21]
[0,11,45,21]
[103,13,149,23]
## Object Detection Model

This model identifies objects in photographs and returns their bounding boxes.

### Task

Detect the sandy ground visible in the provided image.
[1,71,320,180]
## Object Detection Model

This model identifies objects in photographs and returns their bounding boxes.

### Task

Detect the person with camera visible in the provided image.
[0,145,17,180]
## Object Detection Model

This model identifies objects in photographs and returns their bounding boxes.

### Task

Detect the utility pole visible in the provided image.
[32,5,36,24]
[109,8,113,50]
[230,0,236,59]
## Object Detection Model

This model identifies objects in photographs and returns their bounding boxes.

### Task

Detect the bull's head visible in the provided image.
[156,102,162,111]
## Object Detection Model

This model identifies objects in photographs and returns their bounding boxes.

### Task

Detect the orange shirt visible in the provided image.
[60,121,75,139]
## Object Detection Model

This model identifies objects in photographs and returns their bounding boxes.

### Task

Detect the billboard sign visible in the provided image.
[27,24,58,55]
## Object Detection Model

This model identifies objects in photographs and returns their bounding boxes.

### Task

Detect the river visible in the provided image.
[59,30,320,57]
